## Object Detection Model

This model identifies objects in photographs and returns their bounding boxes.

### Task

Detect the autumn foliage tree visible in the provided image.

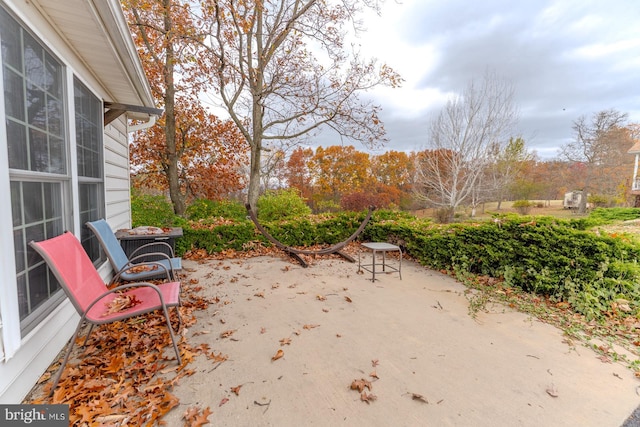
[130,96,247,204]
[309,145,374,208]
[123,0,247,215]
[281,145,413,212]
[199,0,403,210]
[285,147,314,203]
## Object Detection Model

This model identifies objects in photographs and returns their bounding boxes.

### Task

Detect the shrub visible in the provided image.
[588,194,609,208]
[341,192,376,212]
[512,200,532,215]
[433,207,454,223]
[186,198,246,221]
[179,221,259,254]
[316,200,341,213]
[131,193,177,228]
[257,188,311,221]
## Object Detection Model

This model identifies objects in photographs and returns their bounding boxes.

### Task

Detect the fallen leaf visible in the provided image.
[344,296,353,303]
[231,385,242,395]
[371,359,379,367]
[207,351,228,362]
[546,385,559,398]
[183,406,212,426]
[126,265,158,274]
[189,278,199,284]
[369,371,379,379]
[411,393,429,403]
[219,397,229,406]
[272,349,284,361]
[279,338,292,346]
[360,391,377,404]
[254,292,265,298]
[260,327,267,334]
[220,330,236,339]
[316,295,326,301]
[303,324,320,330]
[103,294,142,316]
[350,378,372,392]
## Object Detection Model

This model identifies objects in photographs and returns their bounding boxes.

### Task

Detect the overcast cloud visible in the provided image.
[315,0,640,159]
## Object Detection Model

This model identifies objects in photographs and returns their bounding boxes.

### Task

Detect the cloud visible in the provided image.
[341,0,640,158]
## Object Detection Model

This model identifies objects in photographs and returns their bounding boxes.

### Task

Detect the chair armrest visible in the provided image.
[130,241,175,258]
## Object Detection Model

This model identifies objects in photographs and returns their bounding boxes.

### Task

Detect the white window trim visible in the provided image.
[0,57,21,360]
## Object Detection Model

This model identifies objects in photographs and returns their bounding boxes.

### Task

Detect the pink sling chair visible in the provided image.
[29,231,182,396]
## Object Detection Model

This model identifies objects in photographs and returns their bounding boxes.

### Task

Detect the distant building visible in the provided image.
[628,140,640,207]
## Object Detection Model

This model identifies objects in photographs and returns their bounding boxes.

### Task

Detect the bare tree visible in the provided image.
[560,109,628,213]
[200,0,402,210]
[414,72,519,222]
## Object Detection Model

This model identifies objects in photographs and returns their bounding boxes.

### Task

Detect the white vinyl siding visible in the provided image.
[104,120,131,230]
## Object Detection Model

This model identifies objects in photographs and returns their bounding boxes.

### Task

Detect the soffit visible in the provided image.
[32,0,155,110]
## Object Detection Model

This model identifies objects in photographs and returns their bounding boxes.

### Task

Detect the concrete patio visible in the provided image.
[161,253,640,426]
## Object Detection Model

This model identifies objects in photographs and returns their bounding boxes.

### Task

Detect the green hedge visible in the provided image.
[131,194,640,320]
[178,221,259,254]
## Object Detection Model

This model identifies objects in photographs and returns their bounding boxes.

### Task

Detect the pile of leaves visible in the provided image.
[24,278,220,426]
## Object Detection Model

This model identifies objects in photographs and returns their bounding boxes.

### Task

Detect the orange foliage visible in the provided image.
[309,145,374,205]
[123,0,248,212]
[286,147,314,202]
[130,96,247,202]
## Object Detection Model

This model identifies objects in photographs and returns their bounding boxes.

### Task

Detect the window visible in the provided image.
[2,7,68,334]
[74,77,104,264]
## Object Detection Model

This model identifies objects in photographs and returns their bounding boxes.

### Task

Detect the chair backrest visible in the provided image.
[29,232,108,315]
[86,219,129,272]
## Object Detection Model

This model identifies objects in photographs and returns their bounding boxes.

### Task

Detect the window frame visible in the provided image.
[74,76,105,265]
[0,5,106,340]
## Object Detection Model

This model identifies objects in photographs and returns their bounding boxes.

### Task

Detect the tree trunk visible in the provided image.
[163,0,185,216]
[247,145,262,212]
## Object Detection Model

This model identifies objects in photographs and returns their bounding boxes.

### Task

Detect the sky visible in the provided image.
[322,0,640,159]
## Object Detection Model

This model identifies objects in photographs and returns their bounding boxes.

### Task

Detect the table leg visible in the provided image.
[372,250,376,282]
[382,250,386,272]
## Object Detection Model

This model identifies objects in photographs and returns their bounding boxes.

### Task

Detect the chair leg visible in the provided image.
[49,320,85,397]
[161,305,182,365]
[82,324,95,347]
[174,306,183,332]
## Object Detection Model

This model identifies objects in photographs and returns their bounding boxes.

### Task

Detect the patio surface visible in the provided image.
[162,253,640,426]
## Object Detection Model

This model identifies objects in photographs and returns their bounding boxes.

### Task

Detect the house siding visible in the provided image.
[105,120,132,231]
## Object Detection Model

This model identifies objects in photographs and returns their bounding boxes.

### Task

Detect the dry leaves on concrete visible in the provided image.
[24,280,221,426]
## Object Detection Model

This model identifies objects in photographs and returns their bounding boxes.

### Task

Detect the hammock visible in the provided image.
[246,204,375,267]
